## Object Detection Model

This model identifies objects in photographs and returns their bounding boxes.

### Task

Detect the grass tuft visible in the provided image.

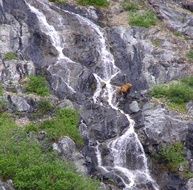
[78,0,109,7]
[151,76,193,112]
[4,52,18,61]
[25,76,50,97]
[0,114,98,190]
[129,10,158,28]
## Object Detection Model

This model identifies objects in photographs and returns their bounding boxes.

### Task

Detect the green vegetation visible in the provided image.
[151,76,193,112]
[129,10,158,28]
[49,0,66,4]
[3,52,18,61]
[33,100,54,118]
[78,0,109,7]
[158,142,185,171]
[0,84,3,96]
[122,0,139,11]
[186,49,193,61]
[27,108,83,145]
[0,113,97,190]
[25,76,50,96]
[0,99,7,113]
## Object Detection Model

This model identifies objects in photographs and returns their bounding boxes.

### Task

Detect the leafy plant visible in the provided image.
[40,109,83,145]
[151,77,193,112]
[158,143,186,171]
[78,0,109,7]
[49,0,66,4]
[32,100,54,118]
[129,10,158,28]
[26,108,83,145]
[0,114,98,190]
[25,76,50,96]
[4,52,18,61]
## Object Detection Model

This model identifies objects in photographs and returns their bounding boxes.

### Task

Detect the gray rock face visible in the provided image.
[108,27,192,90]
[53,136,76,160]
[1,0,193,189]
[186,101,193,116]
[53,137,87,174]
[186,178,193,190]
[8,95,31,112]
[0,60,34,88]
[141,103,190,147]
[0,180,14,190]
[149,0,193,39]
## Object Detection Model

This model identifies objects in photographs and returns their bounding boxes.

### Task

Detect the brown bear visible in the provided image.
[117,83,132,95]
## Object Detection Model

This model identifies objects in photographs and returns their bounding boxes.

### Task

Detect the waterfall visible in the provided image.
[25,0,159,189]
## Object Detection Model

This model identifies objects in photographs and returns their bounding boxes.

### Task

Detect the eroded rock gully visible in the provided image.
[1,0,193,189]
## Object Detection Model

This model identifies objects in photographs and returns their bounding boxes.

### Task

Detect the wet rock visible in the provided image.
[0,180,14,190]
[129,101,140,113]
[186,178,193,190]
[80,102,129,141]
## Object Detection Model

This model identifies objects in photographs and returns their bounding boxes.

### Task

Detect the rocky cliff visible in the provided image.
[0,0,193,190]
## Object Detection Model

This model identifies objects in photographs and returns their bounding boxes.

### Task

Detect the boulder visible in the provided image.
[186,178,193,190]
[53,137,87,175]
[129,101,140,113]
[0,180,14,190]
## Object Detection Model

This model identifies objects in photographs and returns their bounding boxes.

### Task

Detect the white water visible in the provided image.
[26,1,76,93]
[26,0,158,189]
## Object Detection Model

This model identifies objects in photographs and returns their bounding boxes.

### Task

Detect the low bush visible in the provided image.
[27,108,83,145]
[49,0,66,4]
[3,52,18,61]
[0,114,98,190]
[25,76,50,96]
[78,0,109,7]
[151,77,193,112]
[129,10,158,28]
[158,143,186,171]
[40,109,83,145]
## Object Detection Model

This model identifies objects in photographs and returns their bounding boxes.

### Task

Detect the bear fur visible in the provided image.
[118,83,132,94]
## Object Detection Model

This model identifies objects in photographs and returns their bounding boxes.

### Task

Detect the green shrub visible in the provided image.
[151,77,193,112]
[122,1,139,11]
[186,50,193,61]
[49,0,66,4]
[4,52,18,61]
[181,76,193,88]
[158,143,186,171]
[129,10,158,28]
[33,100,54,118]
[0,84,3,96]
[25,76,50,96]
[78,0,109,7]
[0,114,98,190]
[39,108,83,145]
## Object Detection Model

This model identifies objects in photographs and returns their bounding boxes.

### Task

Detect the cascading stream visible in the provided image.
[25,0,159,189]
[26,1,76,93]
